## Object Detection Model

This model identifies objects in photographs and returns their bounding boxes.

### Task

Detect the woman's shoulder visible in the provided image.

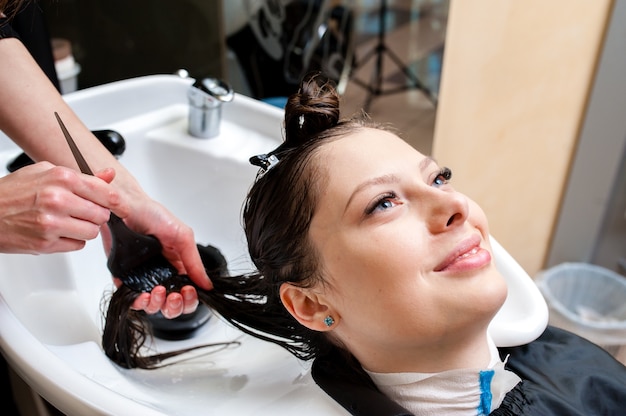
[494,325,626,415]
[500,325,626,375]
[310,327,626,415]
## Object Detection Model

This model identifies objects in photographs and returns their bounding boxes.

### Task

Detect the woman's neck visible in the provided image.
[355,329,493,374]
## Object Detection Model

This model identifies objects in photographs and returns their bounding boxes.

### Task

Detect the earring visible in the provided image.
[324,316,335,327]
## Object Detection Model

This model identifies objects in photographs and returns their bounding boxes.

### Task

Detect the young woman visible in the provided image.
[104,75,626,415]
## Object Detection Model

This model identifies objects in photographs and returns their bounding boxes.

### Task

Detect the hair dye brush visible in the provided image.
[54,113,214,350]
[54,112,178,289]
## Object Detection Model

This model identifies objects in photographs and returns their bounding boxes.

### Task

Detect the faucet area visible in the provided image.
[0,74,548,415]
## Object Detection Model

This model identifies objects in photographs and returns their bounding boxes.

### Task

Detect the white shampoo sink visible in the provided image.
[0,75,548,415]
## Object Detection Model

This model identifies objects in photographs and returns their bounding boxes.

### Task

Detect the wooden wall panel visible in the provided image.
[432,0,613,276]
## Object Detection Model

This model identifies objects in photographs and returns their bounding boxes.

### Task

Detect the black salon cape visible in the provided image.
[311,326,626,415]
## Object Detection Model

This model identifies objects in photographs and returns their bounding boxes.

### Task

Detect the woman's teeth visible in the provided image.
[457,247,479,260]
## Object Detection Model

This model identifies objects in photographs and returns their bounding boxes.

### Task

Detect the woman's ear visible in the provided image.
[280,283,335,331]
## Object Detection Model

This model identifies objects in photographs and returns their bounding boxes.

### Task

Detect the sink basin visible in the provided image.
[0,75,548,415]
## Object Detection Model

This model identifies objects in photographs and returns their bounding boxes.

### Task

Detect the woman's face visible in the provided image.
[307,128,508,372]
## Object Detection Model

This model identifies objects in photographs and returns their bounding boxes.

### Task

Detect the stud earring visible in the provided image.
[324,316,335,327]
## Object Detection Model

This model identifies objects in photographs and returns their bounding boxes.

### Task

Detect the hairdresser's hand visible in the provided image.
[102,194,209,318]
[0,162,120,254]
[135,203,210,291]
[117,195,212,291]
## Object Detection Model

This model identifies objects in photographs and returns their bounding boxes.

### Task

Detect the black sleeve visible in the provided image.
[492,326,626,416]
[0,3,60,91]
[0,16,19,38]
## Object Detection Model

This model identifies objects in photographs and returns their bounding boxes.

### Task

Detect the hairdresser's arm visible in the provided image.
[0,37,210,317]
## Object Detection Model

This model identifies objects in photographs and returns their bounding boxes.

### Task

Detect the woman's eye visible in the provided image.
[366,193,398,215]
[433,167,452,186]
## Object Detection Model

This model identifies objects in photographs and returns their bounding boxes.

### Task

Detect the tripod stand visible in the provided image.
[350,0,437,111]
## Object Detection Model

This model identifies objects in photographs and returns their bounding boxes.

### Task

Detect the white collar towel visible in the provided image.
[365,337,521,415]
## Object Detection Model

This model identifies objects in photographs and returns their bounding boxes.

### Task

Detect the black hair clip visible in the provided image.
[249,153,280,176]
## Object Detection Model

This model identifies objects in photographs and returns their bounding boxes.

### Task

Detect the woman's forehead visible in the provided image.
[317,128,424,170]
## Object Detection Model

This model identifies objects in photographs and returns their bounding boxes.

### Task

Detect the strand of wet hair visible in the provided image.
[101,269,327,369]
[101,74,347,370]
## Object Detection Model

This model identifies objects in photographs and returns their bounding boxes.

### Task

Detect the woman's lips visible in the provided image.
[434,235,492,273]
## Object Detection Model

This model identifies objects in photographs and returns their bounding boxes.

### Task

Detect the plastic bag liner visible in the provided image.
[536,262,626,362]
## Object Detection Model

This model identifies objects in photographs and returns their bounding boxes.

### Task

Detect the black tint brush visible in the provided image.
[54,112,178,291]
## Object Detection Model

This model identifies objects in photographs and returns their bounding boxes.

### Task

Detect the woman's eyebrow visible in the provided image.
[345,173,400,212]
[420,156,436,172]
[345,157,436,212]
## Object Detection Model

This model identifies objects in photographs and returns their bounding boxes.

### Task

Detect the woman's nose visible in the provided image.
[424,189,469,234]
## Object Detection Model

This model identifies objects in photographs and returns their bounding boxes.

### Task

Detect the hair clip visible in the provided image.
[249,153,280,176]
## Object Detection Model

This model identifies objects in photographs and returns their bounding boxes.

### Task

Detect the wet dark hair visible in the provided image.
[242,74,376,359]
[102,74,388,369]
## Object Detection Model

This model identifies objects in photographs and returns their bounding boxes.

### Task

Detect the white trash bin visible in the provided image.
[536,262,626,364]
